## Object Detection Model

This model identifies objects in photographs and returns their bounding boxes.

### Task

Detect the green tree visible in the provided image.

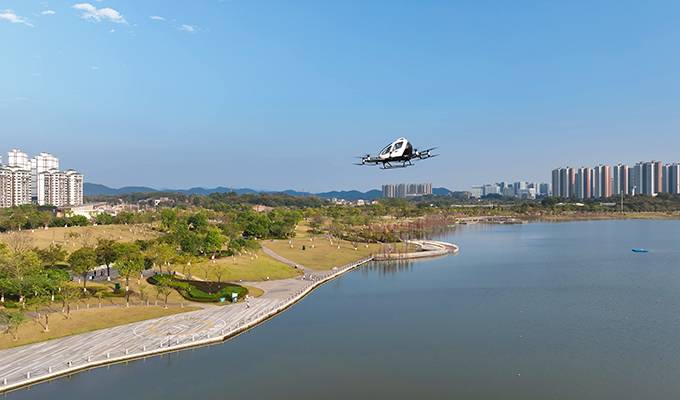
[93,212,114,225]
[146,242,176,273]
[95,239,119,279]
[160,209,178,231]
[3,248,41,306]
[68,247,97,292]
[0,311,26,341]
[37,243,67,268]
[154,282,172,309]
[115,243,144,305]
[203,226,224,258]
[67,215,89,227]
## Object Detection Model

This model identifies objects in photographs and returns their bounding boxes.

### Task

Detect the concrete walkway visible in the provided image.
[0,256,374,393]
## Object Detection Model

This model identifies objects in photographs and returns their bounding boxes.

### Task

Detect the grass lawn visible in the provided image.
[0,224,160,250]
[0,305,198,350]
[243,285,264,297]
[180,250,301,282]
[263,224,386,270]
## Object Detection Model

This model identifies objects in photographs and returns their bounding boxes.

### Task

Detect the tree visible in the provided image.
[93,212,114,225]
[0,311,26,341]
[96,239,119,279]
[60,286,79,317]
[68,215,89,227]
[115,243,144,305]
[160,208,178,231]
[37,243,67,269]
[3,248,41,307]
[203,227,225,258]
[68,247,97,292]
[146,242,176,273]
[154,282,172,309]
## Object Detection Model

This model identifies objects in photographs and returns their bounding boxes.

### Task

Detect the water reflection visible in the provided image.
[361,260,413,276]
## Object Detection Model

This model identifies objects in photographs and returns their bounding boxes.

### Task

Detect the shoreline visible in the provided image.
[0,257,373,393]
[0,238,461,394]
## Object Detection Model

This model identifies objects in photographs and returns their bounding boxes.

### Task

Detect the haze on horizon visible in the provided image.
[2,0,680,192]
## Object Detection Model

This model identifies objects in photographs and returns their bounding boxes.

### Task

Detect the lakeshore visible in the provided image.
[0,241,457,394]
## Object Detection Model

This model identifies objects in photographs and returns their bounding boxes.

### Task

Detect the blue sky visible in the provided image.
[2,1,680,191]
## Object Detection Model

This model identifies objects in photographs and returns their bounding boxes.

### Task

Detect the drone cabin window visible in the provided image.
[404,142,413,156]
[380,144,392,155]
[394,141,404,150]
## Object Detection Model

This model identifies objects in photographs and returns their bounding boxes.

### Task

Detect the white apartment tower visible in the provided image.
[66,169,84,206]
[32,152,60,204]
[7,149,30,170]
[0,166,31,207]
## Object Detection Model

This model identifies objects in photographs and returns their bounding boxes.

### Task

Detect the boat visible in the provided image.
[631,248,649,253]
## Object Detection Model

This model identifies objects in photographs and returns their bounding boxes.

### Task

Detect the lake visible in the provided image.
[7,220,680,400]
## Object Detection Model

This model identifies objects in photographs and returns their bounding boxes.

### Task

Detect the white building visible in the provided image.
[31,152,59,203]
[7,149,30,170]
[0,166,31,207]
[66,169,84,206]
[38,168,84,207]
[0,149,84,208]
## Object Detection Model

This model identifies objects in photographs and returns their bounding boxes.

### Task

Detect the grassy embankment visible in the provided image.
[0,224,160,250]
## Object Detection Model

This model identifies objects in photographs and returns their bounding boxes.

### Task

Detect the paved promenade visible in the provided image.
[0,257,374,393]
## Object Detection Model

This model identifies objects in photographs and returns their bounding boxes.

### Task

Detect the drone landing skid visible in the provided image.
[381,162,411,170]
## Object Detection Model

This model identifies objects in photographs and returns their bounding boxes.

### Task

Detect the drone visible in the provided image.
[355,137,438,169]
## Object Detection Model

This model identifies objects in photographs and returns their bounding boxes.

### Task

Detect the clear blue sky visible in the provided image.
[2,1,680,191]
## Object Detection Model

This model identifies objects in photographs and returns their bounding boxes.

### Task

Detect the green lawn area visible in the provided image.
[263,223,421,270]
[0,224,160,250]
[264,223,386,270]
[181,250,301,282]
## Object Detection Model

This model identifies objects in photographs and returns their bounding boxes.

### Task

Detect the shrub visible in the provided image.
[147,275,247,302]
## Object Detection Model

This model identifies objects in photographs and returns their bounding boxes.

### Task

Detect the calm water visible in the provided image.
[7,220,680,400]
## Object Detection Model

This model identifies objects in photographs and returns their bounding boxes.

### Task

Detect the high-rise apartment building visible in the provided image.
[642,161,655,196]
[559,168,570,198]
[7,149,30,170]
[668,164,680,195]
[66,170,84,206]
[31,152,60,204]
[1,149,83,208]
[382,183,432,198]
[654,161,664,194]
[600,165,612,198]
[0,166,31,207]
[551,169,560,197]
[593,166,601,198]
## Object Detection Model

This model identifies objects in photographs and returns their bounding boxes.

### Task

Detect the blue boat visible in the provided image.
[632,248,649,253]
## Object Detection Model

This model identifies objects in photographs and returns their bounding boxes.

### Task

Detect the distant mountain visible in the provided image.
[84,183,158,196]
[84,183,452,200]
[316,189,383,201]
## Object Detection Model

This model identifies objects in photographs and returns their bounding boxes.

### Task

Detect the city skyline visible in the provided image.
[552,160,680,199]
[4,1,680,191]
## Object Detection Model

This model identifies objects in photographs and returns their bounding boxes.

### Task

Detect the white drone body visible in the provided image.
[357,137,437,169]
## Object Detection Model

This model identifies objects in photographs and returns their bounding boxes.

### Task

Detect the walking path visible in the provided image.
[373,239,459,260]
[0,256,374,394]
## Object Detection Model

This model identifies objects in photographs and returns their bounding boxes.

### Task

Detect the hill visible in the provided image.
[84,183,450,200]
